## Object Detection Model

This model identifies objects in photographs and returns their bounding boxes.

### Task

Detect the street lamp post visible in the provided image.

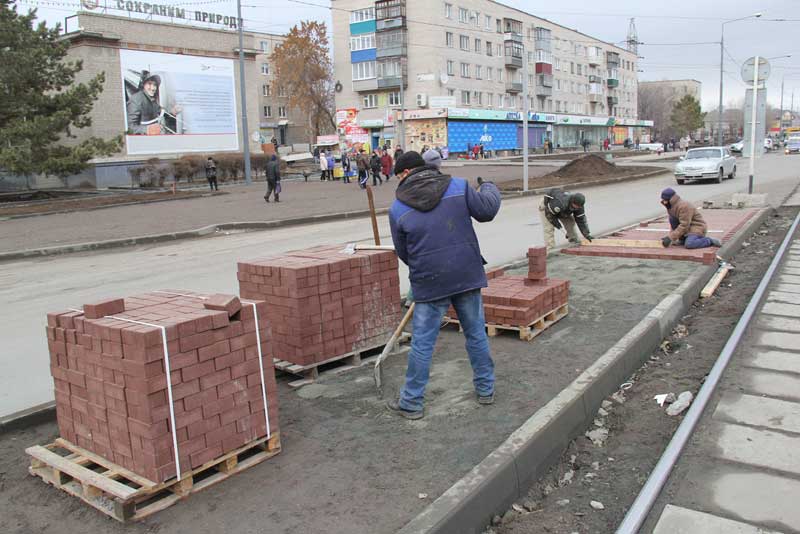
[718,13,762,147]
[237,0,252,185]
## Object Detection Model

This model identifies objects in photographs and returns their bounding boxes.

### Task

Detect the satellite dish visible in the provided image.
[439,72,449,85]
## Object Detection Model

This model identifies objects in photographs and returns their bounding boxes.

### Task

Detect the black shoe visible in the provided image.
[477,392,495,405]
[386,399,424,420]
[264,196,269,203]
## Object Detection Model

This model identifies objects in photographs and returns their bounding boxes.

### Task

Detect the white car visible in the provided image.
[764,138,774,150]
[729,140,743,153]
[674,147,736,184]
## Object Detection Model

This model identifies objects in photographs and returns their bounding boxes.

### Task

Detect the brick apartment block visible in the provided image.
[238,245,402,367]
[46,290,279,483]
[449,248,569,327]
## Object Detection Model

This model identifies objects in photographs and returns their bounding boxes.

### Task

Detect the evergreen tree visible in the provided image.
[670,95,705,138]
[0,1,120,184]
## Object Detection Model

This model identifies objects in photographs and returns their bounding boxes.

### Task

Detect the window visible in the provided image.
[350,34,375,51]
[459,35,470,50]
[444,2,452,18]
[461,90,471,105]
[555,100,561,112]
[486,67,492,81]
[459,7,468,23]
[474,38,481,52]
[486,41,493,56]
[260,41,270,53]
[263,105,271,117]
[576,64,582,75]
[352,61,376,80]
[388,91,401,106]
[554,58,561,71]
[556,79,561,91]
[475,65,482,79]
[446,32,454,47]
[498,93,504,108]
[363,94,378,108]
[278,86,287,97]
[261,63,270,75]
[473,11,480,28]
[473,91,482,105]
[262,84,271,96]
[350,7,374,22]
[570,62,575,74]
[447,88,455,96]
[528,51,534,64]
[496,43,502,56]
[485,14,492,30]
[378,60,403,78]
[496,19,502,33]
[498,68,504,82]
[460,62,470,78]
[278,106,287,118]
[446,60,455,76]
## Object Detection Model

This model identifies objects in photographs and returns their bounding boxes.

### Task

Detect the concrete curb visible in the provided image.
[0,208,390,263]
[397,206,772,534]
[498,168,669,199]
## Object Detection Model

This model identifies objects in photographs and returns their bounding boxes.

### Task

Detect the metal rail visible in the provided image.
[616,208,800,534]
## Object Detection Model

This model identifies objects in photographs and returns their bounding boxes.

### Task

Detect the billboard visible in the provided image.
[447,121,518,153]
[120,49,239,155]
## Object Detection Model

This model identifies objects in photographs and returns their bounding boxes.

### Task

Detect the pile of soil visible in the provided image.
[490,208,798,534]
[548,154,618,179]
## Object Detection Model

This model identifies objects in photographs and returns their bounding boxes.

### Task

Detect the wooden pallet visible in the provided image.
[445,304,568,341]
[26,432,281,522]
[274,332,412,387]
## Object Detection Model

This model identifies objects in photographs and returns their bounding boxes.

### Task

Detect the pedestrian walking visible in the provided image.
[342,152,352,184]
[205,157,219,191]
[603,138,610,151]
[386,151,501,419]
[394,145,404,161]
[313,146,320,165]
[472,143,481,160]
[326,152,335,181]
[319,150,328,180]
[370,150,383,186]
[264,154,281,203]
[380,149,393,181]
[479,143,485,159]
[357,149,369,189]
[581,138,590,152]
[635,137,640,151]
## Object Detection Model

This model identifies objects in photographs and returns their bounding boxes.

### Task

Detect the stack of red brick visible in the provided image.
[47,290,279,483]
[237,245,402,367]
[448,247,569,327]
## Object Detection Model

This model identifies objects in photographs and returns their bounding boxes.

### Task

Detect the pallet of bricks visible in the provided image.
[26,290,281,522]
[237,244,403,382]
[446,247,570,341]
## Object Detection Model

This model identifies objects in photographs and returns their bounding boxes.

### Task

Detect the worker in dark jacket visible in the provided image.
[387,151,501,419]
[660,188,720,248]
[539,188,593,250]
[264,155,281,202]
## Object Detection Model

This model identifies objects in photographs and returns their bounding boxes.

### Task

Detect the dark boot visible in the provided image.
[275,194,280,202]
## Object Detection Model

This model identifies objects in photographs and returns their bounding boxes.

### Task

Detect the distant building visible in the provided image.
[639,79,701,104]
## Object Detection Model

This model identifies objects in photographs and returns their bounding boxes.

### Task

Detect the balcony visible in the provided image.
[535,85,552,97]
[376,17,405,31]
[607,96,619,105]
[377,75,406,89]
[352,78,378,92]
[588,74,603,84]
[375,0,405,20]
[506,82,523,93]
[588,82,603,102]
[376,29,406,58]
[607,78,619,88]
[588,92,603,103]
[503,18,523,36]
[538,73,553,87]
[587,54,601,67]
[606,51,620,67]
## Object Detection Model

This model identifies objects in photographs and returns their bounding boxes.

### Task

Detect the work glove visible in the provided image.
[404,289,414,308]
[477,176,483,186]
[661,236,672,248]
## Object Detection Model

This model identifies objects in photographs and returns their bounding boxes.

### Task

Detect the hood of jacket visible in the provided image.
[668,193,682,208]
[396,166,452,213]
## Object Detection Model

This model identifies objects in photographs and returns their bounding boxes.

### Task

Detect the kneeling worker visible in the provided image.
[539,188,593,249]
[659,188,721,249]
[388,151,501,419]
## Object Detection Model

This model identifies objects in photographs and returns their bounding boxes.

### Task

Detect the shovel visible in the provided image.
[374,303,415,398]
[340,243,395,255]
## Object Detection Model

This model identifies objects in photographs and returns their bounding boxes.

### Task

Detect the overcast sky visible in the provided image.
[18,0,800,111]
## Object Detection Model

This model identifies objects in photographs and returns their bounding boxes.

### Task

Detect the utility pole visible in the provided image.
[237,0,252,184]
[747,56,760,195]
[717,30,725,146]
[522,48,529,192]
[779,76,785,138]
[399,62,406,150]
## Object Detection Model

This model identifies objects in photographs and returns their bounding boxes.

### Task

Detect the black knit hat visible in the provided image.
[394,151,426,175]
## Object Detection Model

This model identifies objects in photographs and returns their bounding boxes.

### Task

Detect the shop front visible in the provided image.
[551,115,615,149]
[613,118,654,145]
[397,109,448,152]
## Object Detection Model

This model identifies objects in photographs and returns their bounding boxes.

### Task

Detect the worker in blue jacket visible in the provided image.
[387,151,501,419]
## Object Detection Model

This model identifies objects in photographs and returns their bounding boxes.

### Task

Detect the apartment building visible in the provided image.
[639,79,702,103]
[332,0,645,152]
[254,37,307,146]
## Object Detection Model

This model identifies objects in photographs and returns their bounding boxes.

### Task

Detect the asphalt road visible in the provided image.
[1,153,797,418]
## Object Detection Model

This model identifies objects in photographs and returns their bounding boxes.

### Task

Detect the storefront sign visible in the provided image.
[397,108,448,120]
[428,96,457,108]
[359,119,384,128]
[555,114,615,126]
[316,134,339,145]
[404,118,447,152]
[614,118,654,127]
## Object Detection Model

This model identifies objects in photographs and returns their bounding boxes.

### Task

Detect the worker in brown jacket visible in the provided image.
[660,188,721,249]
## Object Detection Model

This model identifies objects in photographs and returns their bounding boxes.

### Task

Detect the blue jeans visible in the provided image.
[399,289,495,411]
[669,216,713,249]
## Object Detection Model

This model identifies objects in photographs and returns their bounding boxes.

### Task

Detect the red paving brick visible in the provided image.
[562,208,758,264]
[238,244,402,367]
[46,290,279,483]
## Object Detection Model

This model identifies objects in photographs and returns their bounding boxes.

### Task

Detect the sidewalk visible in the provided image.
[0,166,555,255]
[650,205,800,533]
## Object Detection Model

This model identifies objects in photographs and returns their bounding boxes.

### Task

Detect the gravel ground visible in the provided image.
[491,207,798,534]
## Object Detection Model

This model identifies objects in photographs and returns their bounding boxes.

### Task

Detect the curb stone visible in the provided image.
[397,206,772,534]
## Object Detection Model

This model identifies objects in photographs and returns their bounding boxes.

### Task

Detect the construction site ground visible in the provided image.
[493,207,799,534]
[1,251,698,534]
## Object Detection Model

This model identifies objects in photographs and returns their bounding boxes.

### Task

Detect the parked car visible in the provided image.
[786,137,800,155]
[729,140,743,153]
[674,147,736,184]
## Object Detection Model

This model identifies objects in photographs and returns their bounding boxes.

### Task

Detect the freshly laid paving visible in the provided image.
[563,208,758,264]
[2,252,697,534]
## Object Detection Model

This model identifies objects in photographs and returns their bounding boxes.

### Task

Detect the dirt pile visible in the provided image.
[546,154,618,179]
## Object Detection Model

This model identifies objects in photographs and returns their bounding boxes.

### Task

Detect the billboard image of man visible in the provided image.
[125,71,182,135]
